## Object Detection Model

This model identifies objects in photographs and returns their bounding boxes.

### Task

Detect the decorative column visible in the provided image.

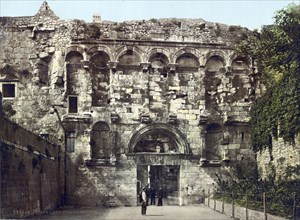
[140,62,151,114]
[199,110,208,166]
[81,60,91,69]
[108,61,119,107]
[168,63,178,75]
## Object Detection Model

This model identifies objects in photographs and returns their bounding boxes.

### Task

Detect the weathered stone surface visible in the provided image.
[0,1,266,218]
[257,135,300,179]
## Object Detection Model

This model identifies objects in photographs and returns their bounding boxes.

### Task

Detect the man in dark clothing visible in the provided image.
[145,186,150,206]
[150,187,156,205]
[141,187,147,215]
[157,187,163,206]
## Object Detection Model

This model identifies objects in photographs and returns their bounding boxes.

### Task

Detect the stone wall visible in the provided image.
[257,135,300,179]
[0,116,62,219]
[0,1,261,208]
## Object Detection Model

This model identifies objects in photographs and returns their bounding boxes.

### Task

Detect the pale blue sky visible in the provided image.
[0,0,298,30]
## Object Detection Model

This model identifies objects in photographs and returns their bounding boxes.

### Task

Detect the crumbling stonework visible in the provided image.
[0,1,261,210]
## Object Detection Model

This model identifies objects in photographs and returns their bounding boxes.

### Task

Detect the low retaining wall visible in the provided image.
[205,198,287,220]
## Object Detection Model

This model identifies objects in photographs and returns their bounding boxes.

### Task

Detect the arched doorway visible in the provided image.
[129,123,190,206]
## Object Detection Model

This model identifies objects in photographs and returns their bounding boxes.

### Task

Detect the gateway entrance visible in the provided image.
[137,165,180,205]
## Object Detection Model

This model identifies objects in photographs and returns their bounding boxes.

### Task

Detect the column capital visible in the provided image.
[168,63,178,73]
[81,60,91,69]
[140,62,151,72]
[108,61,119,72]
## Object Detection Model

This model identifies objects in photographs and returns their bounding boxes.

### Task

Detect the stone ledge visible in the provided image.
[85,159,116,167]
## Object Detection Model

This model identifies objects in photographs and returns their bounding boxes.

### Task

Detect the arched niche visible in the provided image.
[90,121,112,160]
[90,51,110,106]
[65,51,83,64]
[128,123,190,154]
[205,123,223,160]
[176,53,199,68]
[66,51,84,95]
[231,56,250,71]
[118,50,141,66]
[90,51,110,69]
[149,52,169,77]
[205,56,225,72]
[149,52,169,69]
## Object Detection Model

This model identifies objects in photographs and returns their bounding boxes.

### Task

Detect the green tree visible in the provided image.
[238,4,300,152]
[239,4,300,88]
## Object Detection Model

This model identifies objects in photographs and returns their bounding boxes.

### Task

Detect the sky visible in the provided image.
[0,0,299,30]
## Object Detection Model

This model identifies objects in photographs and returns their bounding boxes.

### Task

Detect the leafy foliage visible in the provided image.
[238,4,300,152]
[214,164,300,217]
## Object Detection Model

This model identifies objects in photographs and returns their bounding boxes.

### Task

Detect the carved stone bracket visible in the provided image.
[226,66,232,73]
[168,63,178,73]
[168,113,177,125]
[110,111,120,123]
[199,115,208,125]
[140,62,150,72]
[108,61,119,72]
[81,60,90,69]
[140,113,151,123]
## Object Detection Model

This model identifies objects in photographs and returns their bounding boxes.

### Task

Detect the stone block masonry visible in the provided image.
[0,116,62,219]
[0,1,264,215]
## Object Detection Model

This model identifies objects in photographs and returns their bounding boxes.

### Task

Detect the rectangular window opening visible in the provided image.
[2,83,16,98]
[66,131,75,152]
[68,96,78,113]
[241,132,245,142]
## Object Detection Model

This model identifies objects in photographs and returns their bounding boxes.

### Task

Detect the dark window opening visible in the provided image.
[2,84,15,98]
[68,96,78,113]
[241,132,245,142]
[66,131,75,152]
[127,107,132,113]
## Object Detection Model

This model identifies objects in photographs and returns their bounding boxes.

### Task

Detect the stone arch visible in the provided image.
[149,52,169,67]
[128,123,190,154]
[116,49,142,66]
[204,50,227,67]
[174,48,201,63]
[147,48,170,63]
[90,121,112,160]
[230,54,251,71]
[90,51,110,106]
[205,53,226,73]
[87,46,112,60]
[175,53,200,68]
[65,46,86,61]
[65,51,84,64]
[148,52,169,77]
[90,51,111,69]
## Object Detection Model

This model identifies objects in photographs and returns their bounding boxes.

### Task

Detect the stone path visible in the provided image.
[26,205,235,220]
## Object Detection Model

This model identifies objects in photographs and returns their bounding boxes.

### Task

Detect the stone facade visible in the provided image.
[0,1,261,207]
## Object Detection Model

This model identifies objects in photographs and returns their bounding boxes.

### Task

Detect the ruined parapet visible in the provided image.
[34,1,59,21]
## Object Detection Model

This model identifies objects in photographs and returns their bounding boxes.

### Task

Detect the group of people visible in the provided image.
[140,186,163,215]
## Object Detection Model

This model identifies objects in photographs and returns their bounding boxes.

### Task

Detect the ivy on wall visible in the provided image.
[250,70,300,152]
[238,4,300,152]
